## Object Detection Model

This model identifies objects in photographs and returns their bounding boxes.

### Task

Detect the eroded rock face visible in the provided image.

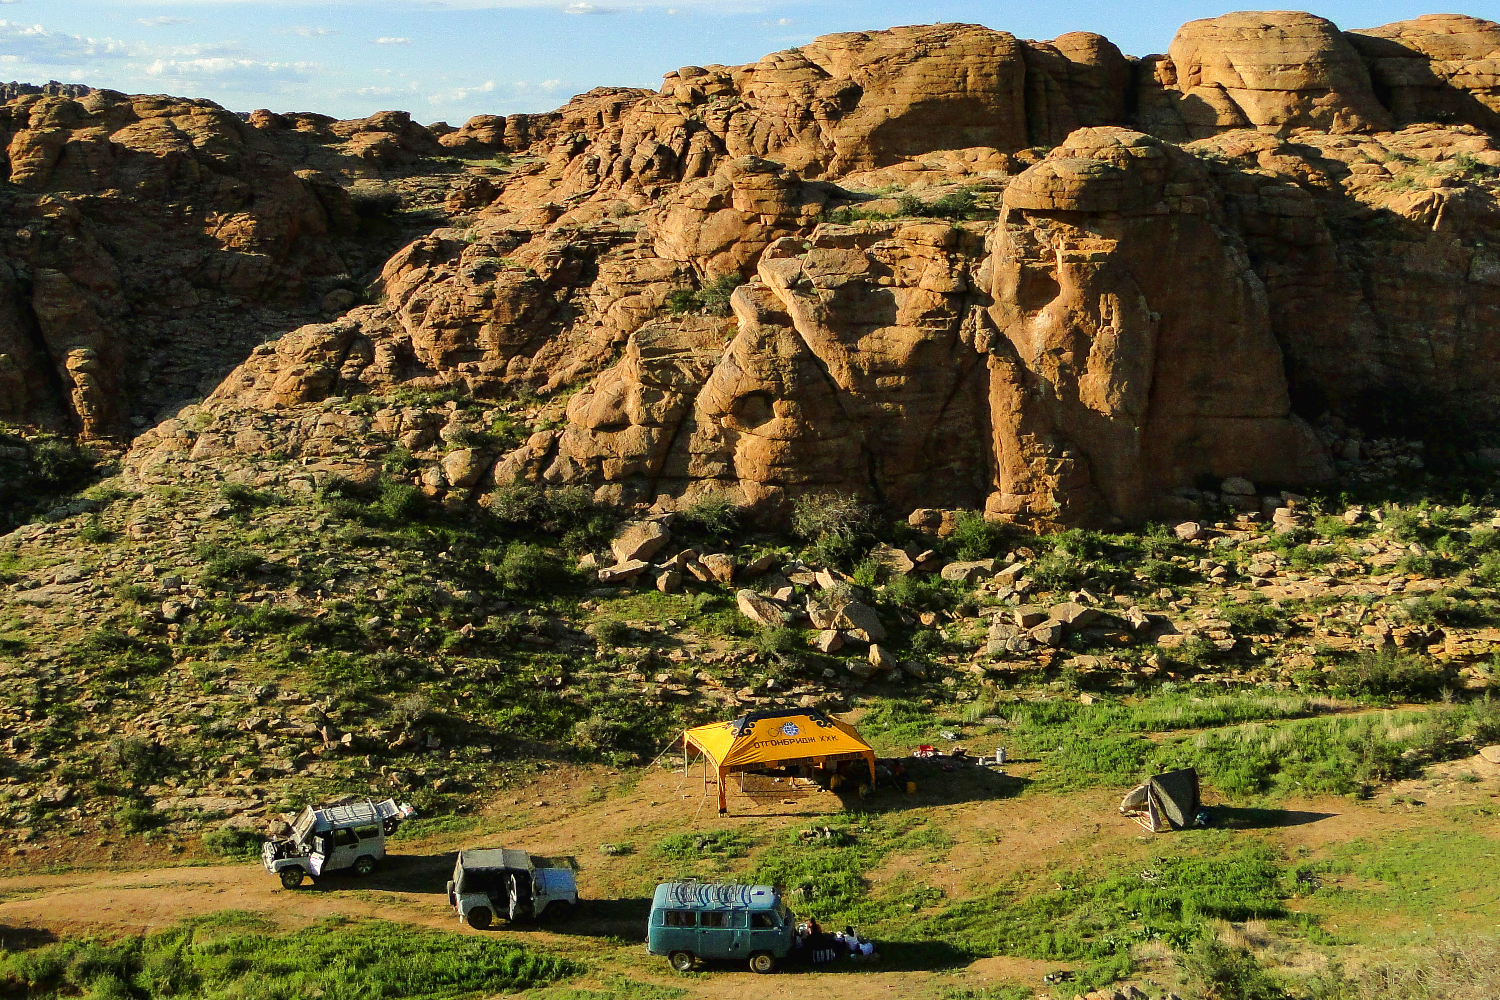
[115,11,1500,528]
[0,89,347,437]
[984,128,1331,524]
[1163,11,1393,136]
[1349,15,1500,130]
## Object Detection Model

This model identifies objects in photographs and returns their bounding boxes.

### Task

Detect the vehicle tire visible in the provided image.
[749,952,776,974]
[279,868,306,890]
[668,951,695,972]
[543,901,575,922]
[352,856,376,877]
[466,907,492,930]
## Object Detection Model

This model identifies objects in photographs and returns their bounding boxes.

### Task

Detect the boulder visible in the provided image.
[837,601,888,643]
[871,544,916,575]
[598,560,650,583]
[1014,607,1048,629]
[702,553,737,584]
[942,559,996,583]
[656,569,683,594]
[813,629,845,654]
[868,644,899,672]
[1049,602,1102,628]
[737,589,786,628]
[1030,621,1065,647]
[1174,521,1205,541]
[612,521,672,564]
[442,448,489,488]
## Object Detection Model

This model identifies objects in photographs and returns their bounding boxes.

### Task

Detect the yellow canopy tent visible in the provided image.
[681,708,878,814]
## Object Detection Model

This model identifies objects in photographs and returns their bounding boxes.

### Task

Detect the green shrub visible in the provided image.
[666,274,741,317]
[202,827,262,858]
[949,511,1011,561]
[1218,597,1288,636]
[1328,649,1447,701]
[883,573,953,612]
[486,483,618,552]
[27,438,100,492]
[195,543,263,583]
[219,482,277,512]
[926,187,983,220]
[107,737,176,786]
[791,493,872,568]
[490,541,569,596]
[115,801,166,834]
[79,514,112,544]
[755,625,804,657]
[1029,548,1090,593]
[676,491,742,536]
[587,619,630,647]
[70,628,170,680]
[1176,937,1288,1000]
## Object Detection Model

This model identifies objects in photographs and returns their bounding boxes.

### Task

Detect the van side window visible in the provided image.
[663,910,696,927]
[751,912,777,928]
[699,911,725,928]
[353,824,381,840]
[332,828,359,847]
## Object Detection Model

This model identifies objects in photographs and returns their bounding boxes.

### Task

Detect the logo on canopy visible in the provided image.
[780,722,801,736]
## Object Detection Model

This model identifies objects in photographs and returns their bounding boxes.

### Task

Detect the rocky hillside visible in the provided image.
[71,9,1495,531]
[0,5,1499,889]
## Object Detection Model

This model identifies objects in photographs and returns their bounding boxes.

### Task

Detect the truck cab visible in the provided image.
[260,798,414,888]
[648,882,794,973]
[446,848,579,929]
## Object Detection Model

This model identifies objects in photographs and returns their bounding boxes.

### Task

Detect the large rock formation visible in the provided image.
[15,10,1500,528]
[0,89,350,438]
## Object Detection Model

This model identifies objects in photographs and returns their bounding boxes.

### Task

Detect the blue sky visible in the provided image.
[0,1,1474,125]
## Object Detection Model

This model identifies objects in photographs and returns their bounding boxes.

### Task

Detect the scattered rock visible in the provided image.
[612,521,672,564]
[736,589,785,628]
[941,559,995,583]
[701,553,737,584]
[837,601,888,642]
[598,560,650,583]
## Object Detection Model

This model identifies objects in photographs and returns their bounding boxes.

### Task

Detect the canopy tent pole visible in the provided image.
[718,765,728,814]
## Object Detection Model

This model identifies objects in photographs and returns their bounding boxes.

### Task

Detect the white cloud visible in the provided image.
[144,56,320,90]
[427,78,495,104]
[564,3,615,13]
[0,20,133,62]
[138,16,195,27]
[280,26,335,37]
[373,36,411,44]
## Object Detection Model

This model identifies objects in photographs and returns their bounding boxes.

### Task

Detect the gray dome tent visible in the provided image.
[1119,768,1200,832]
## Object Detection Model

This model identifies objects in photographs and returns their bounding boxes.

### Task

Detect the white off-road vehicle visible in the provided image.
[447,848,579,928]
[262,798,415,888]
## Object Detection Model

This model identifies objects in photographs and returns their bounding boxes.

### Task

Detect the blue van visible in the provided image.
[648,882,795,973]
